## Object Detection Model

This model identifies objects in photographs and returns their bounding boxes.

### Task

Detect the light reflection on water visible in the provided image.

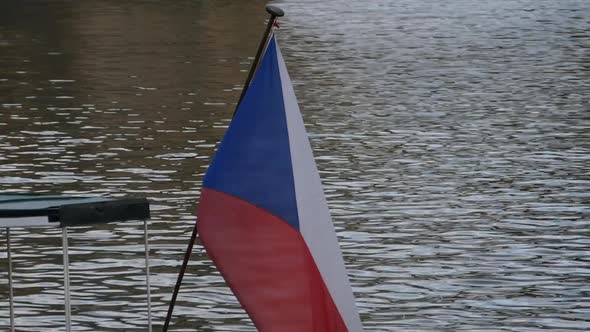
[1,0,589,331]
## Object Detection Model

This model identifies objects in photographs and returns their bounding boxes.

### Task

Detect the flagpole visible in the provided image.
[161,5,284,331]
[234,5,285,115]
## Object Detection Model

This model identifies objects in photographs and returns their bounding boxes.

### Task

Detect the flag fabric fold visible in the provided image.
[197,34,363,332]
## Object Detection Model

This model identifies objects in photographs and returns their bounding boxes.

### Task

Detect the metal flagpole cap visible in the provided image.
[266,5,284,17]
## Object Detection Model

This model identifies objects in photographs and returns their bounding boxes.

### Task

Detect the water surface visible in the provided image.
[1,0,589,331]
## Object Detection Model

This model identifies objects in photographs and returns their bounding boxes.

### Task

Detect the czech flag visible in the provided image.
[197,34,363,332]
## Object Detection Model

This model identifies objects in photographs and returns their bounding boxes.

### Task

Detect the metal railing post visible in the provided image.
[143,219,152,332]
[62,227,71,332]
[7,228,15,332]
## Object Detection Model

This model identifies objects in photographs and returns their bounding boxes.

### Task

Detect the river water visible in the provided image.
[0,0,589,331]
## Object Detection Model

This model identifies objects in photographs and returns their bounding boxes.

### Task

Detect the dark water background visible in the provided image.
[1,0,589,331]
